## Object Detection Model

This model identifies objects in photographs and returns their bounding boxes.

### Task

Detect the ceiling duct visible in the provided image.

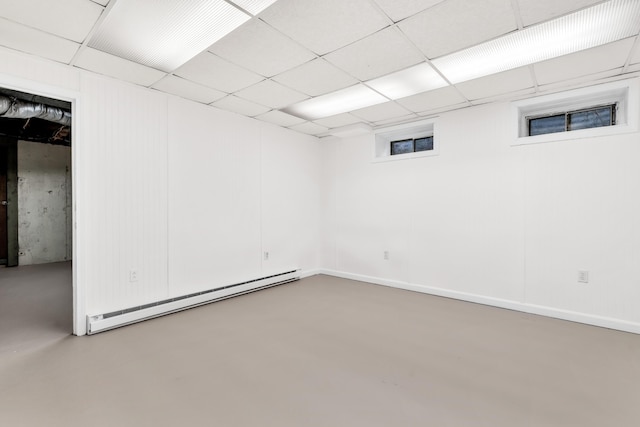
[0,95,71,126]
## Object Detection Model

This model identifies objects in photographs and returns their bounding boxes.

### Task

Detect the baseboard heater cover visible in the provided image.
[87,269,300,335]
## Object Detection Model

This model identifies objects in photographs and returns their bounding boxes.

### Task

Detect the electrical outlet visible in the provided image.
[129,269,138,283]
[578,270,589,283]
[384,251,389,260]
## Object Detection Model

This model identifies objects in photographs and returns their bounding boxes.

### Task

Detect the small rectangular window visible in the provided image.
[568,106,613,131]
[415,136,434,152]
[527,104,616,136]
[390,136,434,155]
[529,114,565,136]
[390,139,414,155]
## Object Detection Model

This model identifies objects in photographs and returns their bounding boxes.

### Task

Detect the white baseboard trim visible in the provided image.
[319,269,640,335]
[299,268,322,279]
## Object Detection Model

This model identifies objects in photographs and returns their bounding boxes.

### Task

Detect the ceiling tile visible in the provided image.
[289,121,329,135]
[374,114,420,126]
[324,27,425,81]
[260,0,390,55]
[0,0,104,43]
[208,19,315,77]
[235,79,309,109]
[93,0,110,5]
[0,18,79,63]
[175,52,264,93]
[417,102,469,116]
[211,95,271,117]
[517,0,603,26]
[351,101,413,122]
[533,38,636,85]
[314,113,364,128]
[469,88,535,105]
[256,110,307,127]
[272,59,358,96]
[399,0,517,58]
[396,86,468,113]
[455,66,534,100]
[74,47,166,86]
[537,69,624,94]
[629,40,640,64]
[233,0,279,15]
[372,0,446,22]
[152,75,226,104]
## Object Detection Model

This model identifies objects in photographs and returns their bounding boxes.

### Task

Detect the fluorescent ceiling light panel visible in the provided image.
[282,85,388,120]
[366,62,449,99]
[88,0,251,72]
[232,0,278,15]
[432,0,640,84]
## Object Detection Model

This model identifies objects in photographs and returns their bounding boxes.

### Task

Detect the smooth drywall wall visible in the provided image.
[321,93,640,331]
[17,141,72,265]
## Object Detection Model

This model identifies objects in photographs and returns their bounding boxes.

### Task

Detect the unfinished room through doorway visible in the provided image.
[0,85,74,352]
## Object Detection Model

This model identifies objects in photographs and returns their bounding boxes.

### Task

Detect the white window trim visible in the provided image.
[372,118,438,163]
[511,78,639,146]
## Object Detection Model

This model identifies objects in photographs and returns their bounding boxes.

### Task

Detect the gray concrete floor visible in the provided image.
[0,261,72,356]
[1,273,639,426]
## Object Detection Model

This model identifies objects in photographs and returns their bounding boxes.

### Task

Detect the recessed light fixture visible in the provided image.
[282,85,388,120]
[89,0,279,72]
[432,0,640,84]
[366,62,449,99]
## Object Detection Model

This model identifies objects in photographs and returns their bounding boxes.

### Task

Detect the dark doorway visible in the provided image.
[0,138,18,267]
[0,144,6,262]
[1,88,71,267]
[1,86,73,346]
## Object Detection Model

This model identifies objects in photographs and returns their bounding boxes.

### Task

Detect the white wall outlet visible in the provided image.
[578,270,589,283]
[384,251,389,260]
[129,269,139,282]
[264,251,269,261]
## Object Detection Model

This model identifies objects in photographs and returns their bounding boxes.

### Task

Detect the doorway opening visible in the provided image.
[0,86,73,353]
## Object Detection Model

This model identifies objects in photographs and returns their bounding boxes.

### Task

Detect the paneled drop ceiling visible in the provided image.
[1,0,639,138]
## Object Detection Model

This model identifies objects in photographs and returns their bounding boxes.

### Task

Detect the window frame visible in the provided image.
[390,136,434,156]
[373,118,438,163]
[526,103,617,136]
[512,78,639,146]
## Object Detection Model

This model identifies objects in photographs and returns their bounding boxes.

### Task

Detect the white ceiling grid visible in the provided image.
[0,17,80,63]
[533,38,637,85]
[151,75,227,104]
[455,67,535,100]
[271,58,358,96]
[174,52,264,93]
[0,0,639,137]
[259,0,390,55]
[211,95,272,117]
[323,27,425,81]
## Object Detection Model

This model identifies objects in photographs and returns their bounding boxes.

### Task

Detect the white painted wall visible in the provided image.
[17,141,72,265]
[0,46,322,335]
[321,92,640,332]
[2,43,638,335]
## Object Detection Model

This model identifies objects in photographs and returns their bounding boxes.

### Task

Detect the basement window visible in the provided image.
[374,119,438,162]
[390,136,434,155]
[512,78,639,145]
[527,104,616,136]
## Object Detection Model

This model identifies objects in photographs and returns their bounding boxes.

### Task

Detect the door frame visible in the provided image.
[0,72,85,335]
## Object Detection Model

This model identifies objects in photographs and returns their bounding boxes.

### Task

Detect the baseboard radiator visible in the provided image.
[87,269,300,335]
